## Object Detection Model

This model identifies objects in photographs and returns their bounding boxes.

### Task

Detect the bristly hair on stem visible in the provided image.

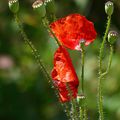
[98,15,112,120]
[14,13,51,82]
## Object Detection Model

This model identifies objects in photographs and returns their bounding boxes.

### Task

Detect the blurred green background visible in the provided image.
[0,0,120,120]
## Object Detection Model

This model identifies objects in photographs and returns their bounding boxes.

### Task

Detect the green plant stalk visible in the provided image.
[63,103,72,120]
[42,17,61,46]
[99,16,111,73]
[66,83,79,120]
[101,45,113,77]
[80,107,83,120]
[79,43,87,120]
[84,107,88,120]
[14,14,51,82]
[81,44,85,94]
[98,16,111,120]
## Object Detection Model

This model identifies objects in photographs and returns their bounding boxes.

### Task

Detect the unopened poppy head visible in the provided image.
[51,46,79,102]
[50,13,97,50]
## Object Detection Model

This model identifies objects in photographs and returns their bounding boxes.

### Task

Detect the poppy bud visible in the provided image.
[105,1,114,16]
[108,31,118,44]
[8,0,19,13]
[45,0,56,14]
[32,0,46,18]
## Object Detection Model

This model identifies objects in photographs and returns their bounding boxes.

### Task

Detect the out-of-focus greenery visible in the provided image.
[0,0,120,120]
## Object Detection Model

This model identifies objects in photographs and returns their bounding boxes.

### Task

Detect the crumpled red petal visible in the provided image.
[50,13,97,50]
[51,46,79,102]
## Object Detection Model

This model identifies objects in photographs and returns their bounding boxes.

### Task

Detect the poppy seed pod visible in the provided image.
[44,0,56,14]
[32,0,46,18]
[108,31,118,44]
[8,0,19,13]
[105,1,114,16]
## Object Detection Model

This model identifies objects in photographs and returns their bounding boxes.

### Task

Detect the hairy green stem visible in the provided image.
[84,107,87,120]
[79,42,87,120]
[99,16,111,74]
[101,45,113,77]
[63,103,72,120]
[81,43,85,94]
[66,83,79,120]
[42,17,61,46]
[14,14,51,82]
[80,107,83,120]
[98,16,111,120]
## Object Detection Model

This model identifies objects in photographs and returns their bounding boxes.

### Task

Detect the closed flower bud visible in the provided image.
[32,0,46,18]
[105,1,114,16]
[8,0,19,13]
[44,0,56,14]
[108,31,118,44]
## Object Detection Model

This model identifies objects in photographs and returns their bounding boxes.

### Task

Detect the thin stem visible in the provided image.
[99,16,111,74]
[79,42,88,120]
[101,45,113,77]
[42,17,61,46]
[14,14,51,83]
[98,75,104,120]
[80,107,83,120]
[81,43,85,94]
[66,83,79,120]
[63,103,72,120]
[98,16,111,120]
[84,107,88,120]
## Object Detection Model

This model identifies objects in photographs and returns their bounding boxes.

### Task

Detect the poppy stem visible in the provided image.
[42,17,61,46]
[98,16,111,120]
[14,13,51,82]
[78,95,86,120]
[63,103,72,120]
[80,107,83,120]
[66,83,79,120]
[81,42,85,94]
[101,45,113,77]
[80,41,88,120]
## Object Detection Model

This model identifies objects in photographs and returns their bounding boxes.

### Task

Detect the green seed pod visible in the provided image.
[105,1,114,16]
[8,0,19,13]
[108,31,118,44]
[32,0,46,18]
[44,0,56,14]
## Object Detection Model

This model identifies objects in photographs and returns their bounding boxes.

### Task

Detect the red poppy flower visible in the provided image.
[50,13,97,50]
[51,46,79,102]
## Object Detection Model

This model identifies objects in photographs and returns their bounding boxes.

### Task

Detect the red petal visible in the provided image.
[51,46,79,102]
[50,13,97,50]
